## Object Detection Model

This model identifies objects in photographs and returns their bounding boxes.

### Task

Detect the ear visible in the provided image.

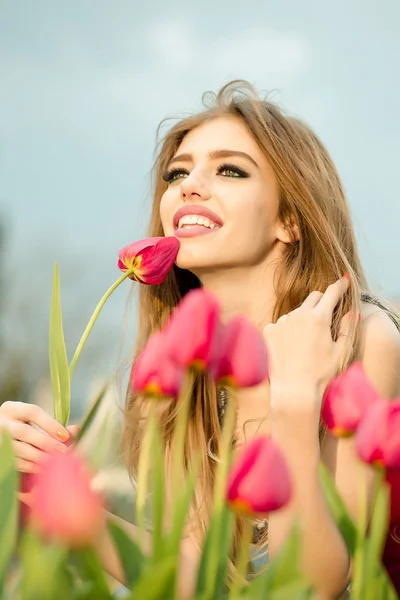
[276,221,300,244]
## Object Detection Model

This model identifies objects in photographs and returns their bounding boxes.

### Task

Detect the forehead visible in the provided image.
[176,116,262,159]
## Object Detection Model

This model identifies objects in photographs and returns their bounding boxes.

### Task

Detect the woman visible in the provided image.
[2,80,400,599]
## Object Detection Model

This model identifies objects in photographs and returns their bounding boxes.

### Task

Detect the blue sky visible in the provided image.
[1,1,399,403]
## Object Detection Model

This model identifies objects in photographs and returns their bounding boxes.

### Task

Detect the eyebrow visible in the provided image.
[168,149,259,169]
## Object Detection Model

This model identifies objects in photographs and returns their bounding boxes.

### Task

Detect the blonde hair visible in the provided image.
[121,80,399,579]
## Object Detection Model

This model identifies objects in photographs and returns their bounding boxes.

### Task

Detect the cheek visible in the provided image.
[159,193,171,234]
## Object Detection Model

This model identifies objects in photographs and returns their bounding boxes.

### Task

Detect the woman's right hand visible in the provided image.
[0,400,77,475]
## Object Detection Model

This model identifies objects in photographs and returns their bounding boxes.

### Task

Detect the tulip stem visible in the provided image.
[136,402,157,548]
[69,270,133,378]
[352,464,369,599]
[172,370,194,500]
[229,517,252,598]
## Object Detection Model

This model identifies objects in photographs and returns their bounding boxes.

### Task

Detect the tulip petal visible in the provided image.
[118,237,180,285]
[227,437,292,515]
[165,289,221,370]
[212,317,269,388]
[322,362,383,436]
[131,331,184,398]
[30,451,104,548]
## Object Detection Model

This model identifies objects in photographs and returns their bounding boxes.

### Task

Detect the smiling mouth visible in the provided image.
[176,214,220,231]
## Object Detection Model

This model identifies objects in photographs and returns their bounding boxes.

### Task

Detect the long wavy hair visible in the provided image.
[121,80,400,577]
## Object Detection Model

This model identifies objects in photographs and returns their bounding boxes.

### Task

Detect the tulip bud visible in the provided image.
[118,237,180,285]
[356,399,400,469]
[165,289,221,371]
[30,451,104,548]
[211,316,269,388]
[227,436,292,516]
[321,362,383,437]
[131,331,184,398]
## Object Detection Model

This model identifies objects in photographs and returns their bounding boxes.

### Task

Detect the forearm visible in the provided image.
[269,390,350,599]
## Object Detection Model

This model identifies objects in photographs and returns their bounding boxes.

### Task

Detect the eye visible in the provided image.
[162,168,189,184]
[217,163,250,178]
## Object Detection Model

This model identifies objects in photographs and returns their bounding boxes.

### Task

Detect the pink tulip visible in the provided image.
[227,436,292,516]
[165,289,221,371]
[356,399,400,469]
[29,451,104,548]
[321,362,383,437]
[118,237,180,285]
[211,316,269,388]
[131,331,184,398]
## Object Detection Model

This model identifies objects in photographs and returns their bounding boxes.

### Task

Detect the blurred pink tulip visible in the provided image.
[131,331,184,398]
[321,362,383,437]
[227,436,292,516]
[165,289,221,371]
[30,451,104,548]
[118,237,180,284]
[211,316,269,388]
[356,399,400,469]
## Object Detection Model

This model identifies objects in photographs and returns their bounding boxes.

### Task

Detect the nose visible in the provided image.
[180,172,211,202]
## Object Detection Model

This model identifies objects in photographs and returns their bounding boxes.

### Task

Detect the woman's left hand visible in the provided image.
[263,275,354,415]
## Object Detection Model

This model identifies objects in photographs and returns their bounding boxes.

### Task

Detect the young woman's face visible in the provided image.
[160,116,287,274]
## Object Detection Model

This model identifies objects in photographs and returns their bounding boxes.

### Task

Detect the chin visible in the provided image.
[175,246,218,272]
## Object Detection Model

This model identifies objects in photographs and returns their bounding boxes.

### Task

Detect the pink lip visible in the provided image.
[173,205,224,230]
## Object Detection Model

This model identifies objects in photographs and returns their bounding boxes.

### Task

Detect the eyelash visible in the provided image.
[162,163,250,184]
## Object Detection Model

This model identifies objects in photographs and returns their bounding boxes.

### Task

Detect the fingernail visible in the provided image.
[343,273,350,279]
[56,445,67,453]
[356,311,361,322]
[56,429,70,442]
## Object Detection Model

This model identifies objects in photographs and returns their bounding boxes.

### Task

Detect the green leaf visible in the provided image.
[75,384,108,444]
[167,455,200,557]
[70,547,111,599]
[49,262,70,426]
[20,532,70,600]
[108,521,144,588]
[195,505,234,599]
[0,432,18,596]
[129,557,176,600]
[319,461,357,554]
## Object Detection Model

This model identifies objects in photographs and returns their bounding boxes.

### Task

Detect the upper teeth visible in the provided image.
[177,214,218,229]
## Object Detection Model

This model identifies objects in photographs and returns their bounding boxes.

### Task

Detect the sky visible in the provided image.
[0,1,399,406]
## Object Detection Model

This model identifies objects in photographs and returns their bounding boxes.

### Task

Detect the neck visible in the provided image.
[195,258,280,330]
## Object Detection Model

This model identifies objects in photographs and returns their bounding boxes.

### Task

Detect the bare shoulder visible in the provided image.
[357,300,400,397]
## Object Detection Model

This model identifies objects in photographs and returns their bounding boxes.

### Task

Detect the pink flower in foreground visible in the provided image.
[321,362,383,437]
[165,289,221,371]
[227,437,292,516]
[131,331,184,398]
[211,316,269,388]
[356,399,400,469]
[118,237,180,284]
[30,451,104,548]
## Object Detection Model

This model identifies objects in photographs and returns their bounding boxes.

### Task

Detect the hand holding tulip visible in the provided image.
[263,276,353,417]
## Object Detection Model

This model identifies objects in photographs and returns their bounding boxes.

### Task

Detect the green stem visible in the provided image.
[214,389,237,512]
[229,517,252,599]
[352,463,369,599]
[69,270,132,377]
[136,403,157,548]
[172,370,194,500]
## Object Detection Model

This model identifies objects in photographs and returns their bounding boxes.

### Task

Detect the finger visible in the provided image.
[13,440,50,465]
[298,291,324,311]
[67,424,81,439]
[315,276,350,317]
[2,402,70,443]
[8,421,68,455]
[15,458,40,474]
